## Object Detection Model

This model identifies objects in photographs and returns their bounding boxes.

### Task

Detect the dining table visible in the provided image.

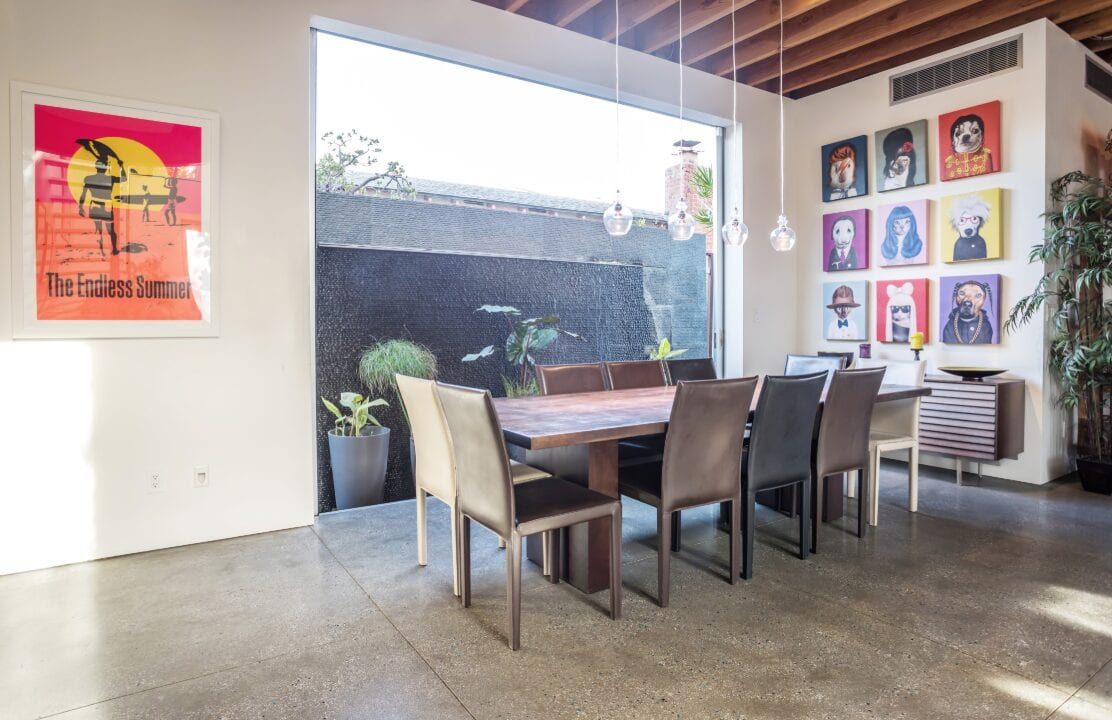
[492,381,932,594]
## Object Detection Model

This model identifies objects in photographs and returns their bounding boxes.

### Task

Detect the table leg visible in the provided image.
[566,440,619,594]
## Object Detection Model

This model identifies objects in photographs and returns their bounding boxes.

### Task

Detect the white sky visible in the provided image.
[314,32,719,214]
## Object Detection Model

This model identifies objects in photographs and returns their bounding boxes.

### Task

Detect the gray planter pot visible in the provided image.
[328,426,390,509]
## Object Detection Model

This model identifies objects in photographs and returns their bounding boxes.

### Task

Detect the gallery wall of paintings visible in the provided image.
[818,100,1005,347]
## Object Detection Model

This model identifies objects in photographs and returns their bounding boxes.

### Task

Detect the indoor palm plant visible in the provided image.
[1005,169,1112,494]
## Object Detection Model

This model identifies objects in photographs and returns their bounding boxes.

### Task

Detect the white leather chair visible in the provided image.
[850,359,925,526]
[396,375,551,596]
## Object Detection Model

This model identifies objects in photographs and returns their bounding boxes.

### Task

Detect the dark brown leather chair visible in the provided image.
[619,377,758,606]
[741,372,826,579]
[665,357,717,384]
[604,360,668,390]
[817,350,855,369]
[436,383,621,650]
[536,362,607,396]
[810,367,886,553]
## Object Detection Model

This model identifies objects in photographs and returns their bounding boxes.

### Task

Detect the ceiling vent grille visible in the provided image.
[890,36,1021,104]
[1085,58,1112,103]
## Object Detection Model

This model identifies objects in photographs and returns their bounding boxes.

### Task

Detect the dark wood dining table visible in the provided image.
[493,382,931,594]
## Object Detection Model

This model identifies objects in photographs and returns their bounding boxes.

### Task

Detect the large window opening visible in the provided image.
[313,30,722,511]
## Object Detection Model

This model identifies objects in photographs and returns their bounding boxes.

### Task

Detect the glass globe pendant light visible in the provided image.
[667,0,693,243]
[722,0,748,247]
[603,0,633,236]
[768,0,795,251]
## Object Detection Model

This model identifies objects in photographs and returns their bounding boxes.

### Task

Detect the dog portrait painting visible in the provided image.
[823,281,868,341]
[821,135,868,202]
[875,278,929,344]
[876,200,928,267]
[822,208,869,272]
[940,274,1000,345]
[940,188,1003,263]
[875,120,928,191]
[938,101,1001,181]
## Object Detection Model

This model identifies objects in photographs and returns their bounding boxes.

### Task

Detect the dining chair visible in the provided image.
[810,367,887,553]
[436,382,622,650]
[665,357,718,384]
[817,350,855,369]
[536,362,608,395]
[396,375,552,597]
[604,360,668,390]
[741,372,826,579]
[618,377,758,606]
[853,359,926,526]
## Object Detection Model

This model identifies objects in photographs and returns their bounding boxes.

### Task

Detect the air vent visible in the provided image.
[1085,58,1112,103]
[890,37,1021,104]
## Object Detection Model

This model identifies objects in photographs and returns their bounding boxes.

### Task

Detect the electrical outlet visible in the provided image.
[148,472,165,494]
[193,465,210,488]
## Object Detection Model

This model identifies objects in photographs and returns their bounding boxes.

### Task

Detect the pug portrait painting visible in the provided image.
[938,101,1001,181]
[940,274,1001,345]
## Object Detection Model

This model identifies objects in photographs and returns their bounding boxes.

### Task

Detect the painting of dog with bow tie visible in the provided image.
[823,281,867,341]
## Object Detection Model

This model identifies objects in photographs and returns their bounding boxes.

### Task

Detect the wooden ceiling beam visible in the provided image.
[1085,36,1112,53]
[584,0,678,43]
[782,0,1102,97]
[634,0,747,55]
[1063,8,1112,39]
[704,0,906,77]
[504,0,531,11]
[550,0,606,26]
[676,0,831,66]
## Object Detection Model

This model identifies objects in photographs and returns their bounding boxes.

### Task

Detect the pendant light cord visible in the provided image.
[778,0,785,216]
[731,0,737,211]
[678,0,684,151]
[614,0,621,194]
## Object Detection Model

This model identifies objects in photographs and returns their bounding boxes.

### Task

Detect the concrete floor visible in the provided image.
[3,463,1112,720]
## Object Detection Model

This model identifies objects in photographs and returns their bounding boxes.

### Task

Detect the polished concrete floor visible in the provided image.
[3,462,1112,719]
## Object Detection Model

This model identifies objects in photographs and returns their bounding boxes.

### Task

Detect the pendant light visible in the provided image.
[722,0,748,247]
[668,0,696,242]
[769,0,796,252]
[603,0,633,236]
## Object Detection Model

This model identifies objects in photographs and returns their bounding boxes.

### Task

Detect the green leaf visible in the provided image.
[321,397,343,420]
[340,392,362,409]
[462,345,496,362]
[476,305,520,315]
[530,327,559,351]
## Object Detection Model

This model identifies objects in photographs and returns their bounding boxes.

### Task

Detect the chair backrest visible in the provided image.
[746,372,826,491]
[395,375,455,501]
[855,359,925,438]
[815,367,887,477]
[784,354,845,392]
[536,362,607,395]
[605,360,668,390]
[436,383,514,538]
[660,377,758,510]
[817,350,855,369]
[665,357,718,385]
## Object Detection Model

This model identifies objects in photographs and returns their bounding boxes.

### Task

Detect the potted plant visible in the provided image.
[462,305,585,397]
[1006,169,1112,494]
[646,337,687,361]
[321,392,389,509]
[358,338,438,480]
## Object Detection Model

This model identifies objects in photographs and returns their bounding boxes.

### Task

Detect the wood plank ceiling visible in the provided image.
[472,0,1112,98]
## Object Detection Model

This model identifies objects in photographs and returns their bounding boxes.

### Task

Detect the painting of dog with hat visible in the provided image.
[823,281,867,341]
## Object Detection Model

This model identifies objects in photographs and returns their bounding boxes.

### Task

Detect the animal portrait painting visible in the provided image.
[940,188,1003,263]
[875,278,929,344]
[822,208,869,272]
[823,281,868,341]
[875,120,928,191]
[876,200,928,267]
[821,135,868,202]
[940,274,1000,345]
[938,101,1001,181]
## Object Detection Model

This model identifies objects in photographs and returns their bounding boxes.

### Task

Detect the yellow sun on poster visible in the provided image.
[65,136,167,208]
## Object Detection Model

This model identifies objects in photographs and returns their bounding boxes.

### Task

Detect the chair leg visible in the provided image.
[742,490,755,580]
[858,462,869,539]
[542,531,551,578]
[460,515,472,608]
[657,509,671,608]
[545,530,559,584]
[498,537,506,549]
[847,470,857,498]
[909,445,920,513]
[870,449,882,527]
[670,511,682,552]
[449,500,460,597]
[729,495,741,584]
[609,511,622,620]
[811,467,824,554]
[800,478,811,561]
[416,487,428,567]
[507,531,522,651]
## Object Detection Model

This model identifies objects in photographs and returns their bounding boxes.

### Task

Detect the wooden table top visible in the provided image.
[493,383,930,450]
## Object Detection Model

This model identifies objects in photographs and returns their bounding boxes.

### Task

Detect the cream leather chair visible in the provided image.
[851,359,926,526]
[396,375,550,596]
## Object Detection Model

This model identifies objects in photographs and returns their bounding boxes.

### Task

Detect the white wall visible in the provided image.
[789,21,1064,484]
[0,0,790,574]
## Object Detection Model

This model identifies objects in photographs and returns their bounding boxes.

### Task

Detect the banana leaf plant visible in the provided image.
[463,305,585,394]
[1005,170,1112,463]
[321,392,388,437]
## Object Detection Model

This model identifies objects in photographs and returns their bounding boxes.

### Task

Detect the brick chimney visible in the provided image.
[663,140,713,254]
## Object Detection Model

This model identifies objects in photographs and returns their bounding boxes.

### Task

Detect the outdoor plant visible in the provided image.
[646,337,687,361]
[690,165,714,229]
[1005,169,1112,465]
[463,305,585,395]
[321,392,388,437]
[358,339,437,422]
[315,129,412,194]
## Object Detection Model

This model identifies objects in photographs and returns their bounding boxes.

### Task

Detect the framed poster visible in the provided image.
[875,278,929,344]
[822,281,868,341]
[940,274,1001,345]
[822,209,869,271]
[940,188,1003,263]
[876,199,928,267]
[821,135,868,202]
[10,82,219,338]
[875,120,928,191]
[938,100,1001,182]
